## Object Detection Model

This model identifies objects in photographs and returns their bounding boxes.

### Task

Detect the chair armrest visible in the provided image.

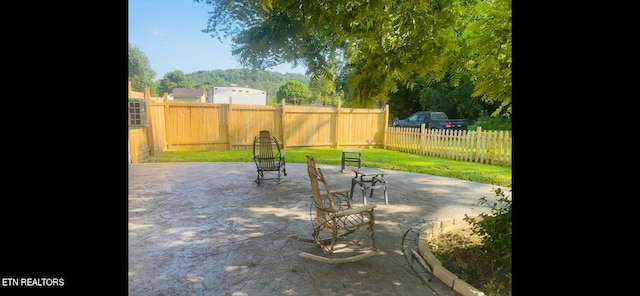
[331,189,351,197]
[319,189,350,199]
[329,189,352,209]
[316,189,352,211]
[334,204,377,217]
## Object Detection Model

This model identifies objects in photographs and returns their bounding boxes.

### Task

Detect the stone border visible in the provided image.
[417,217,487,296]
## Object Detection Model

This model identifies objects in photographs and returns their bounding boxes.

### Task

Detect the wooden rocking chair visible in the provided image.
[252,130,287,184]
[290,155,379,263]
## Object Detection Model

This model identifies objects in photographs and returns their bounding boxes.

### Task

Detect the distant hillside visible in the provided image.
[186,69,310,104]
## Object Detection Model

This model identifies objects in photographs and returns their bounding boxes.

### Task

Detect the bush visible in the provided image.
[464,188,512,272]
[469,114,512,131]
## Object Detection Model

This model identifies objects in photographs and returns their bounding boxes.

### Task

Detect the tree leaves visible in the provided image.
[196,0,511,116]
[276,80,310,105]
[128,43,157,94]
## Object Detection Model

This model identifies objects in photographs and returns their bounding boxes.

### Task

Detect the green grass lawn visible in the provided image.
[142,148,512,187]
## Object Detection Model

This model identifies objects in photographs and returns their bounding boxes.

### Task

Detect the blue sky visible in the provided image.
[128,0,306,81]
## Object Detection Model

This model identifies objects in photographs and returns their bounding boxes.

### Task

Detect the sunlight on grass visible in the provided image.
[143,148,512,187]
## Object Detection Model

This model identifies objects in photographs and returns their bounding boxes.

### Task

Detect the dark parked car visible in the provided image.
[392,111,468,130]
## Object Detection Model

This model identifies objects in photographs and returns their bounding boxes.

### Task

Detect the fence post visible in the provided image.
[335,100,342,148]
[475,126,482,164]
[163,94,170,150]
[144,87,156,156]
[383,104,389,146]
[227,97,233,150]
[280,99,286,148]
[420,123,426,154]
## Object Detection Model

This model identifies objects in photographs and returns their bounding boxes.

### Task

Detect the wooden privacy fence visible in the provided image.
[385,126,512,166]
[128,83,389,163]
[129,83,511,167]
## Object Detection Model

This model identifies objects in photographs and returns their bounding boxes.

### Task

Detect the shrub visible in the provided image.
[469,114,512,131]
[464,188,512,271]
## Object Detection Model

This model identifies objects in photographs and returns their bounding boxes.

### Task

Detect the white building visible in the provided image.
[208,86,267,105]
[171,88,207,103]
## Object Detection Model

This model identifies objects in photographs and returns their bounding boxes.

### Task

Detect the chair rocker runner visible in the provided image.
[289,155,379,263]
[252,130,287,184]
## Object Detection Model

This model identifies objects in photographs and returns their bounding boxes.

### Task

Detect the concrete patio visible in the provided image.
[128,162,507,295]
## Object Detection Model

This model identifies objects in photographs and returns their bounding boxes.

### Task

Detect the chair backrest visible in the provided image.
[306,155,335,225]
[254,130,281,167]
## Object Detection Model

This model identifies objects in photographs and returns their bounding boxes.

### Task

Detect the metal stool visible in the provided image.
[341,149,362,173]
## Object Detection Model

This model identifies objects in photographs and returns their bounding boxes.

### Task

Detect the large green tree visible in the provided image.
[196,0,511,117]
[309,74,339,106]
[308,61,340,106]
[462,0,511,116]
[128,43,157,95]
[276,80,310,105]
[157,70,195,96]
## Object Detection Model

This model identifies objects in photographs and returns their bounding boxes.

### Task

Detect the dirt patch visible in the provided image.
[429,229,512,296]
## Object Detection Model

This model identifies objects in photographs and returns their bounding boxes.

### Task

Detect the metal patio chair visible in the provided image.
[252,130,287,184]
